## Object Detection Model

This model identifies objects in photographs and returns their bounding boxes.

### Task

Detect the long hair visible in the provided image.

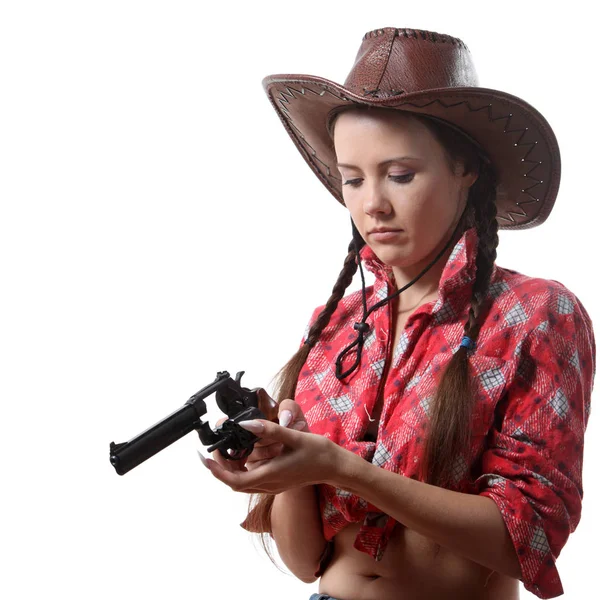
[241,106,499,565]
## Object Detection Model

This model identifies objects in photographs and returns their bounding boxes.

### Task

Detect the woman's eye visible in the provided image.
[390,173,415,183]
[342,173,415,187]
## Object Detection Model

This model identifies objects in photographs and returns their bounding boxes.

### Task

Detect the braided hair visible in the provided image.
[421,157,499,488]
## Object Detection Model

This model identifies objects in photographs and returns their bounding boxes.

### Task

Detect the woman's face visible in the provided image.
[333,109,477,274]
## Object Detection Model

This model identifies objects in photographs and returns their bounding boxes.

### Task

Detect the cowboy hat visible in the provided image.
[262,27,560,229]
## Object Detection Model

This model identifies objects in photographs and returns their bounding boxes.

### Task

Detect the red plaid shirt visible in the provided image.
[294,227,595,599]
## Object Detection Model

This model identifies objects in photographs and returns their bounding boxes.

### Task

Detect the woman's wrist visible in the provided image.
[328,440,368,489]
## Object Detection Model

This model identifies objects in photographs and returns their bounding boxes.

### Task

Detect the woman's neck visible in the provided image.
[389,240,456,312]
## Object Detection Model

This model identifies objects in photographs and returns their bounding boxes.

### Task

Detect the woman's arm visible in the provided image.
[249,400,329,584]
[205,420,521,580]
[270,485,328,583]
[335,452,521,580]
[270,403,329,583]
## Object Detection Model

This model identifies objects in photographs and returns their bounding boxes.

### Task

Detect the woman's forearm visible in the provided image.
[334,451,521,580]
[270,484,328,583]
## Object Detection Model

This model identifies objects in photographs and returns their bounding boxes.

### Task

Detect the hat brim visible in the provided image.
[263,74,560,230]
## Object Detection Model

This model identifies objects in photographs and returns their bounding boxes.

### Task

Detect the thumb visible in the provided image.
[238,419,300,445]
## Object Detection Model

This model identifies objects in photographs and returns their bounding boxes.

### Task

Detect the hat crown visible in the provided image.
[343,28,479,98]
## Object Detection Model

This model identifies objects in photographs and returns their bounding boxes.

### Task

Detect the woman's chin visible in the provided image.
[371,246,408,266]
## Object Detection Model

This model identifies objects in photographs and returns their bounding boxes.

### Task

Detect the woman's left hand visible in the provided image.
[199,419,347,494]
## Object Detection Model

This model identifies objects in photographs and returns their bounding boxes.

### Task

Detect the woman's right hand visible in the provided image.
[207,399,310,473]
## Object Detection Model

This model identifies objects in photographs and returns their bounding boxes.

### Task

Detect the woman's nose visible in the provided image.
[363,181,392,215]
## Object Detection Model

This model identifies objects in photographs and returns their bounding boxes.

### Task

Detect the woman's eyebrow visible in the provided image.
[336,156,422,169]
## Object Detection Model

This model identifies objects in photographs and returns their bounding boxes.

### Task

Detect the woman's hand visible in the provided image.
[203,399,312,474]
[245,398,311,471]
[199,417,347,495]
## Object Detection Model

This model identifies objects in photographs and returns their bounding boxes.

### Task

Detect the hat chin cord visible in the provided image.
[336,206,469,379]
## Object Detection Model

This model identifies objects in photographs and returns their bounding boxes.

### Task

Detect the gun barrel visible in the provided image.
[110,404,199,475]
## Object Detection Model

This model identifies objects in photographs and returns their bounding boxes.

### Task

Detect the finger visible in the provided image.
[278,399,310,432]
[213,416,272,449]
[246,442,284,463]
[252,438,281,448]
[238,419,301,446]
[200,455,256,491]
[205,450,300,494]
[245,458,271,471]
[210,449,247,472]
[278,409,293,428]
[291,420,308,432]
[278,399,302,423]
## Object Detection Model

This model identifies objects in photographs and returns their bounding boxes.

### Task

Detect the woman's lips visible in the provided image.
[369,230,403,242]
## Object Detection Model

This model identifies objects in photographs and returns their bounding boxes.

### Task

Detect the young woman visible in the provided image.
[199,28,596,600]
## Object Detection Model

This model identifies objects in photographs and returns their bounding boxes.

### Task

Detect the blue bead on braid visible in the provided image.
[460,335,476,351]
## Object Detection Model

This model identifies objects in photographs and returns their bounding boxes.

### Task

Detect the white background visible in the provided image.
[1,1,597,599]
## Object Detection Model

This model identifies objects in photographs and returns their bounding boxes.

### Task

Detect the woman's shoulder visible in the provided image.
[485,264,595,365]
[493,262,576,296]
[491,263,592,324]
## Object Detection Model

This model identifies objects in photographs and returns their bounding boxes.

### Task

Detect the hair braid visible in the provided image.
[275,239,361,401]
[240,238,362,563]
[422,160,499,489]
[463,164,499,341]
[305,240,363,347]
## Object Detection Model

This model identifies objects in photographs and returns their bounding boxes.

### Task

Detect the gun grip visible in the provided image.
[256,388,279,422]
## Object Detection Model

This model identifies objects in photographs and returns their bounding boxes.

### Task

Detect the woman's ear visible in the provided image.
[463,169,479,189]
[453,159,479,190]
[456,160,479,189]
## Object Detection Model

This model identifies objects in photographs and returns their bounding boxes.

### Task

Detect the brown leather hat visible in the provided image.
[262,27,560,230]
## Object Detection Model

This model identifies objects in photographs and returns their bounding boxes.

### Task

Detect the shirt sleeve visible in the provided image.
[474,284,596,599]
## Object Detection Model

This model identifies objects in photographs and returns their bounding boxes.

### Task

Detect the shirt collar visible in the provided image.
[359,227,485,306]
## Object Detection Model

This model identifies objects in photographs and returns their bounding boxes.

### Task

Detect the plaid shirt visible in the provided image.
[295,227,595,599]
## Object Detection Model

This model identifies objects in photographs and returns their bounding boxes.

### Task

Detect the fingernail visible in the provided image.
[279,410,293,428]
[291,421,307,431]
[238,420,264,434]
[197,450,211,469]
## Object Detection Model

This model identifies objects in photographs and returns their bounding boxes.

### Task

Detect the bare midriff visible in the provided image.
[318,521,520,599]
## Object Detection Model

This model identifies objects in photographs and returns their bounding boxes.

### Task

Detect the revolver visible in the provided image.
[109,370,278,475]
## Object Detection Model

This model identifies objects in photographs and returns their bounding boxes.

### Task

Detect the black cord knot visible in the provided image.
[353,322,370,334]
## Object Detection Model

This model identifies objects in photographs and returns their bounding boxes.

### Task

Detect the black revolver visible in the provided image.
[109,371,278,475]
